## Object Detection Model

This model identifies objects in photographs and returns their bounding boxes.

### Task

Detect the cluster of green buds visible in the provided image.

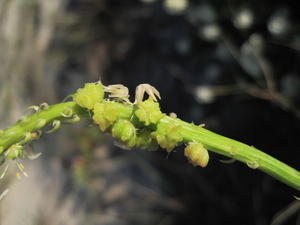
[0,82,210,173]
[73,82,209,167]
[1,82,300,191]
[74,83,158,150]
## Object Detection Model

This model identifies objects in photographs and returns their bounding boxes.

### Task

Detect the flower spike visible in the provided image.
[0,82,299,191]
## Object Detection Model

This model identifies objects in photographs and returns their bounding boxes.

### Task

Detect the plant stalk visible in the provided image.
[161,116,300,191]
[0,101,299,191]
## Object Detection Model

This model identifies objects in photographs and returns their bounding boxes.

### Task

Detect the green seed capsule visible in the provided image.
[184,143,209,167]
[112,119,136,148]
[134,98,164,126]
[73,83,104,110]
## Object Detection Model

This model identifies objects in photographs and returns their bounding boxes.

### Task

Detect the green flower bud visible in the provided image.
[92,101,123,131]
[151,123,183,152]
[112,119,136,148]
[134,98,164,126]
[73,83,104,110]
[184,143,209,167]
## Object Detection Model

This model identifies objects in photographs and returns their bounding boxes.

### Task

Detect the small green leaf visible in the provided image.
[73,83,104,110]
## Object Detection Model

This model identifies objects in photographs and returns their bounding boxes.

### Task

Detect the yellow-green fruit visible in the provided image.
[151,123,183,152]
[134,98,164,126]
[73,83,104,110]
[184,143,209,167]
[112,119,136,148]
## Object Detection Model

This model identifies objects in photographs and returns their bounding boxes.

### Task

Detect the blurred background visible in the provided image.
[0,0,300,224]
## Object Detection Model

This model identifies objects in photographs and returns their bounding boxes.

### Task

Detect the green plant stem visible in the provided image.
[0,102,82,152]
[0,101,299,191]
[161,116,300,191]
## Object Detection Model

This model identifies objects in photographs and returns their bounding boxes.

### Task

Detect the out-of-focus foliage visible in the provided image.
[0,0,300,225]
